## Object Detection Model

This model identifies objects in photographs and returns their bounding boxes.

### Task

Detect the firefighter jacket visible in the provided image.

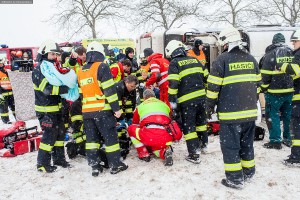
[32,63,69,115]
[207,46,261,123]
[132,97,171,127]
[0,67,13,97]
[146,53,169,88]
[280,47,300,104]
[261,44,294,95]
[187,48,206,66]
[115,80,136,119]
[168,54,208,104]
[78,59,120,119]
[110,62,125,82]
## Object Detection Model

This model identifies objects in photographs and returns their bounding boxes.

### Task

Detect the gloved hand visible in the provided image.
[0,95,5,105]
[40,115,53,129]
[207,107,214,120]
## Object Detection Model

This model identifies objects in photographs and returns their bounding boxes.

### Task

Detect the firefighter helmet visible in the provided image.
[194,39,203,48]
[218,27,241,46]
[38,40,61,55]
[165,40,186,57]
[87,41,105,55]
[291,29,300,41]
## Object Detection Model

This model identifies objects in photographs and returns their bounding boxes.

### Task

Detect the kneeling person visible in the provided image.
[128,89,182,166]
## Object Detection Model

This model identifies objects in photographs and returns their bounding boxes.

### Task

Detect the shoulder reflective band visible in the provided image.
[207,75,223,85]
[291,63,300,75]
[106,93,118,103]
[38,78,48,92]
[101,79,115,89]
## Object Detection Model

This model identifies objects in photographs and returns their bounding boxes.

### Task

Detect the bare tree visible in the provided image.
[266,0,300,26]
[51,0,124,39]
[204,0,263,27]
[131,0,203,31]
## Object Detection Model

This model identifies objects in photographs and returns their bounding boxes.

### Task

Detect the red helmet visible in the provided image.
[16,51,23,57]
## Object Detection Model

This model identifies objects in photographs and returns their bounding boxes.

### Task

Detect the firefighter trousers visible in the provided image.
[291,104,300,159]
[0,94,15,123]
[83,111,122,168]
[180,98,206,155]
[219,121,255,184]
[265,93,293,143]
[37,113,66,166]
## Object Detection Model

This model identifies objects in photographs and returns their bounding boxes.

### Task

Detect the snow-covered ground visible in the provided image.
[0,117,300,200]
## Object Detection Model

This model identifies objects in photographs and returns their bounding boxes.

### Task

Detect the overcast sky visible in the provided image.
[0,1,203,48]
[0,0,137,48]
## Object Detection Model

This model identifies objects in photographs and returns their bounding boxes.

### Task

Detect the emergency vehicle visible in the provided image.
[0,44,38,70]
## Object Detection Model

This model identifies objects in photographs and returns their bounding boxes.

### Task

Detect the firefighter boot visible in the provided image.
[164,147,173,166]
[92,164,103,177]
[110,162,128,174]
[185,153,201,164]
[221,179,244,190]
[284,154,300,166]
[53,160,71,168]
[263,142,282,149]
[37,164,57,173]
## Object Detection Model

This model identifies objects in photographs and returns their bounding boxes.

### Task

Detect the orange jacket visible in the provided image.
[0,70,12,90]
[187,49,206,66]
[77,62,105,113]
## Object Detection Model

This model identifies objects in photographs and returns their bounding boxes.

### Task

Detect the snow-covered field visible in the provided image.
[0,117,300,200]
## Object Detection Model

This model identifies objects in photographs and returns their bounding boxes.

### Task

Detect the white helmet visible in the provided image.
[38,40,61,55]
[165,40,186,57]
[218,27,242,46]
[291,29,300,41]
[87,41,105,55]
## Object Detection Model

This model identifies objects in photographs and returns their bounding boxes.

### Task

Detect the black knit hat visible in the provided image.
[194,39,203,48]
[143,48,154,57]
[272,33,285,44]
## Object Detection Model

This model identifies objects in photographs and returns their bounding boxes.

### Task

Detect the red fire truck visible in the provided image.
[0,44,39,71]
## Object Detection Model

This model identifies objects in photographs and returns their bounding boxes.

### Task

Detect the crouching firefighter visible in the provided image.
[128,89,182,166]
[33,40,71,173]
[77,41,128,176]
[0,58,16,124]
[66,99,86,159]
[115,75,138,159]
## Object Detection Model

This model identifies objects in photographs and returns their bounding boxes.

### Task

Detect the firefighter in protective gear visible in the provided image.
[277,28,300,165]
[77,41,128,176]
[261,33,294,149]
[128,89,182,166]
[115,75,138,159]
[207,27,261,189]
[0,58,15,124]
[33,40,71,173]
[187,39,207,66]
[166,40,208,164]
[144,48,170,106]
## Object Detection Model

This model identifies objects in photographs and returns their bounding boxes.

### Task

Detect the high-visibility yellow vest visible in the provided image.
[137,97,170,121]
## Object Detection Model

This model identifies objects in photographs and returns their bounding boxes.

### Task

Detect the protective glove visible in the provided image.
[40,115,53,129]
[0,95,5,105]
